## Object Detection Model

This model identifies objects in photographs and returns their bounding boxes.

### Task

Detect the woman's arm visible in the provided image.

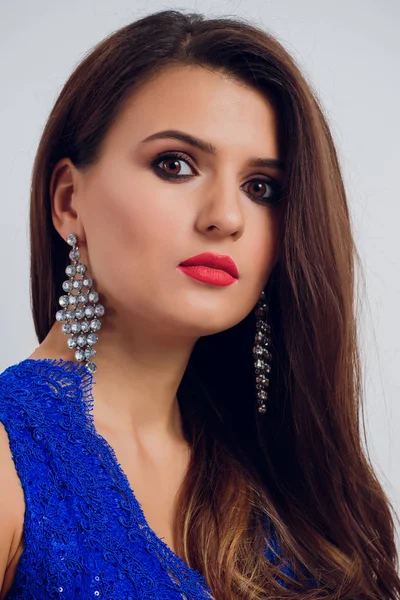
[0,422,25,599]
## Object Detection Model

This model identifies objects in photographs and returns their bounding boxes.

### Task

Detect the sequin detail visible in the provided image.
[0,358,303,598]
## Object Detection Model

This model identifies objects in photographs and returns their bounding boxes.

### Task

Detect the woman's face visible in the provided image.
[57,65,284,338]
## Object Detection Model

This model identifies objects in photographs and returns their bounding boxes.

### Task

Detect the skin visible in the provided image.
[32,63,284,439]
[25,64,284,555]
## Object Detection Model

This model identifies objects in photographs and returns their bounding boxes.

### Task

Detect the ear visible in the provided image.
[50,157,86,245]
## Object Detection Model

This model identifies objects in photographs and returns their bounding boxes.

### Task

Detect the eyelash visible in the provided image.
[149,151,282,204]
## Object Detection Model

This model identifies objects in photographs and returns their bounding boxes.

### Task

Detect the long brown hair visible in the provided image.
[29,9,400,599]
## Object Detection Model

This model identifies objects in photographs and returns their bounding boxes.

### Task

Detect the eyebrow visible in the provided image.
[139,129,285,171]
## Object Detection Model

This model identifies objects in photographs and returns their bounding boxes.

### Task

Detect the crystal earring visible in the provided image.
[55,233,105,374]
[253,290,272,415]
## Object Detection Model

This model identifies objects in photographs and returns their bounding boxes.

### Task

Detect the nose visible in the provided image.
[195,168,245,238]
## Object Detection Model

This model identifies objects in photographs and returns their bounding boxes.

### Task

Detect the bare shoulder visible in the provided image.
[0,421,25,598]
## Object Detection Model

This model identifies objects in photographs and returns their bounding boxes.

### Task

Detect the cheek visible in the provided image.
[81,180,186,295]
[248,210,282,279]
[84,174,173,248]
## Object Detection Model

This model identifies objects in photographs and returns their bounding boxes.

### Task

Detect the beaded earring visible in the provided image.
[253,290,272,414]
[55,234,272,406]
[55,233,105,374]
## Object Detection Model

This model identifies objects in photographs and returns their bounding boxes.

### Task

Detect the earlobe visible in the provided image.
[50,158,85,244]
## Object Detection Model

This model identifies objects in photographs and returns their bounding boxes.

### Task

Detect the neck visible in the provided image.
[31,311,199,446]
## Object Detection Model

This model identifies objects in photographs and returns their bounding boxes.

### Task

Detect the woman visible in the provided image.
[0,8,399,599]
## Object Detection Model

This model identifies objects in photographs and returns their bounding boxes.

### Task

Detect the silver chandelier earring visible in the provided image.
[253,290,272,415]
[55,233,105,374]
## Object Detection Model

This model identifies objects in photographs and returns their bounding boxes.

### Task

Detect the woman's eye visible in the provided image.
[241,179,281,203]
[151,152,195,179]
[150,151,282,203]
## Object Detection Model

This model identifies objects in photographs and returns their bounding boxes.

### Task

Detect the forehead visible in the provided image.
[106,64,280,158]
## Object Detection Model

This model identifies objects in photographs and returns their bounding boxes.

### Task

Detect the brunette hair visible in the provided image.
[29,9,400,599]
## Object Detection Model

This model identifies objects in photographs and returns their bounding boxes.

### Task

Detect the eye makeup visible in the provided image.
[148,150,283,205]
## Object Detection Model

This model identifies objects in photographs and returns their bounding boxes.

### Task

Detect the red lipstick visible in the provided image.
[178,252,239,286]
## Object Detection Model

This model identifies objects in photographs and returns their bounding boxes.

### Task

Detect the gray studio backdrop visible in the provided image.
[0,0,399,538]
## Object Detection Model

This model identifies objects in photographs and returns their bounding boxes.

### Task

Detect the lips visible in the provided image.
[179,252,239,279]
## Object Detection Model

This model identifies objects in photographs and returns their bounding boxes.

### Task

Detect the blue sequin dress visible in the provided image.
[0,358,303,599]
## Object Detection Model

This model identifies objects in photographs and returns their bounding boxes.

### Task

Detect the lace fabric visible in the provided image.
[0,358,302,599]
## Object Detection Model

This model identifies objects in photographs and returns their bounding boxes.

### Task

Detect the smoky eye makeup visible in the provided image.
[148,149,284,204]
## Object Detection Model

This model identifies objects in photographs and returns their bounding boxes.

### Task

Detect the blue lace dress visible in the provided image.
[0,358,304,599]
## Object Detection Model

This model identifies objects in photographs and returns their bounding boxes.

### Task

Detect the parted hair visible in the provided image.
[29,9,400,599]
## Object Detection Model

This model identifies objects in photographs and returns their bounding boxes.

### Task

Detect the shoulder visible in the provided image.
[0,359,42,514]
[0,358,45,418]
[0,358,85,454]
[0,357,86,413]
[0,358,42,393]
[0,357,94,462]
